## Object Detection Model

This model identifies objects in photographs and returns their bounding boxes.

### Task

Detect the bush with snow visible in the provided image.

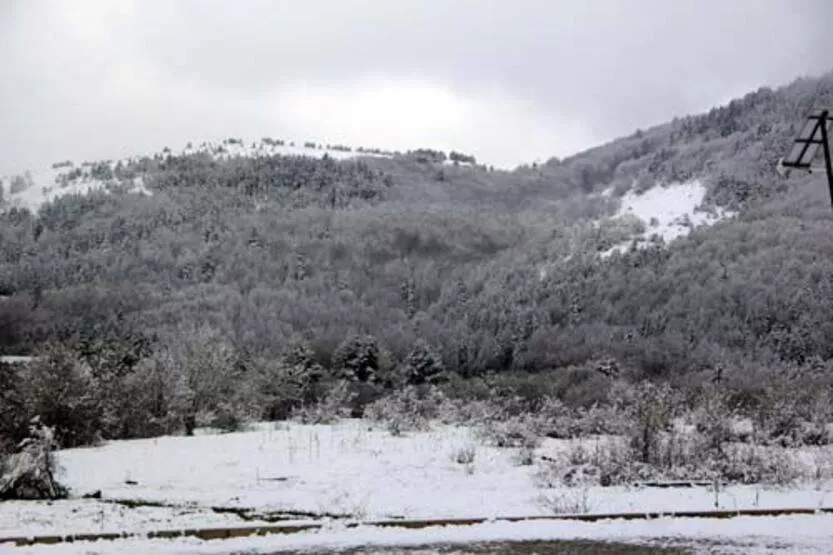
[293,380,356,424]
[400,340,446,386]
[479,414,542,449]
[0,420,67,501]
[364,385,446,435]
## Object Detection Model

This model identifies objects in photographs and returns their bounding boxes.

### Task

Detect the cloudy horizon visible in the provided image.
[1,0,832,175]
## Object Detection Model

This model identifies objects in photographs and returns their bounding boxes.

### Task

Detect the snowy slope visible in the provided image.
[0,138,393,213]
[0,164,151,213]
[538,179,734,279]
[617,180,729,242]
[601,179,733,257]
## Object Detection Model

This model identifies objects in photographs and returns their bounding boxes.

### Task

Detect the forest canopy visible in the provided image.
[2,71,833,446]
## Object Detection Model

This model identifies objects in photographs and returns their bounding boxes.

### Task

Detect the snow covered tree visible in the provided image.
[0,418,67,500]
[401,340,444,385]
[27,346,102,448]
[164,327,247,435]
[332,334,391,383]
[0,362,29,454]
[258,338,325,420]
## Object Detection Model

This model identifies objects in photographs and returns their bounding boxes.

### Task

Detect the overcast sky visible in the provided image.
[1,0,832,174]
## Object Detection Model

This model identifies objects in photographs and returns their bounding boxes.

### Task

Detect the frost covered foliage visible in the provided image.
[400,340,446,386]
[537,432,805,489]
[0,421,66,501]
[530,381,815,488]
[480,414,542,449]
[258,338,324,420]
[293,380,356,424]
[4,73,833,447]
[364,386,446,435]
[0,363,30,454]
[617,381,682,466]
[164,327,252,435]
[26,347,102,448]
[332,334,393,384]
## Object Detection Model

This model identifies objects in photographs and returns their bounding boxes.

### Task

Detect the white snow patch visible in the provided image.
[619,180,713,242]
[601,179,733,257]
[2,168,106,213]
[126,176,152,197]
[0,356,35,365]
[0,164,155,213]
[538,180,733,278]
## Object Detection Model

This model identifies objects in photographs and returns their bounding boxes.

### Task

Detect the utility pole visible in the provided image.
[781,108,833,208]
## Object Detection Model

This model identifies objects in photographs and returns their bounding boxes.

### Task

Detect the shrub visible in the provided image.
[535,438,642,488]
[691,386,735,456]
[0,421,67,500]
[364,386,445,434]
[718,444,803,486]
[536,397,626,440]
[294,380,356,424]
[434,396,499,427]
[618,381,681,465]
[479,413,542,448]
[751,387,830,447]
[536,486,591,514]
[194,397,253,433]
[537,397,578,439]
[536,426,806,489]
[574,403,629,436]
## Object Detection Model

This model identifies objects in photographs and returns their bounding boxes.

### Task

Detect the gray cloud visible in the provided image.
[1,0,832,174]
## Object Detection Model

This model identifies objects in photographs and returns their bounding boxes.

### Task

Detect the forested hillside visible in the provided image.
[2,71,833,447]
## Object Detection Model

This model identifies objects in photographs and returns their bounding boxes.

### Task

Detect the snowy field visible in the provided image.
[3,420,833,553]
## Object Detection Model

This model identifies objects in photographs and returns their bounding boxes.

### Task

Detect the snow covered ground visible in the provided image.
[538,179,735,278]
[2,421,833,553]
[602,180,733,256]
[0,166,153,213]
[1,167,110,213]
